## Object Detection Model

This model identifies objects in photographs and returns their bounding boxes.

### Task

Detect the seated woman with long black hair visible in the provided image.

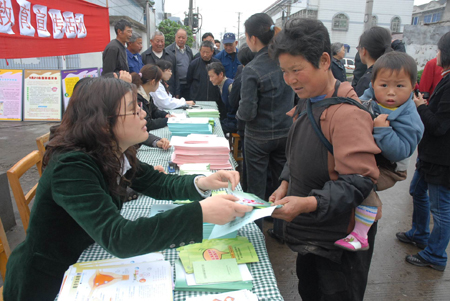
[3,77,252,300]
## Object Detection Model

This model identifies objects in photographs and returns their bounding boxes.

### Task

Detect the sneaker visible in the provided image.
[405,254,445,271]
[396,232,427,250]
[334,231,369,251]
[267,229,285,245]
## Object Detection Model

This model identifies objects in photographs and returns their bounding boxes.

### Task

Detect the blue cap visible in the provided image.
[223,32,236,44]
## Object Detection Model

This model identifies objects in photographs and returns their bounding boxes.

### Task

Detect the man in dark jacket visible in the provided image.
[186,41,220,102]
[165,28,194,99]
[141,31,178,97]
[102,19,132,75]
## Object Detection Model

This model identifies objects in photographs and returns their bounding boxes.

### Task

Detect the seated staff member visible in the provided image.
[150,60,195,110]
[131,65,172,130]
[3,77,252,300]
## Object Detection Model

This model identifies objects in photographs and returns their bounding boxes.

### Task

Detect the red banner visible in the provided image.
[0,0,110,59]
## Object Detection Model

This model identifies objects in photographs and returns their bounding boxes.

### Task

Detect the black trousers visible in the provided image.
[296,222,377,301]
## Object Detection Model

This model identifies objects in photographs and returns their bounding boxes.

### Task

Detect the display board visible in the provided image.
[0,69,23,121]
[61,68,98,110]
[23,69,62,121]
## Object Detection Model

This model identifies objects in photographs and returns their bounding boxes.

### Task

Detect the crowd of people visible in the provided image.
[3,12,450,301]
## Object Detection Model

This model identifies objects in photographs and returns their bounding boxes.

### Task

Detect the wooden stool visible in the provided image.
[231,133,243,162]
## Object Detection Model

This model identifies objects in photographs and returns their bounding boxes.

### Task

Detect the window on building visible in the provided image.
[432,12,442,22]
[332,13,349,31]
[423,14,432,23]
[391,16,401,33]
[372,15,378,26]
[412,16,419,25]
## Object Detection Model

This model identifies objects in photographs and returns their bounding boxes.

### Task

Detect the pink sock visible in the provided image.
[353,205,377,239]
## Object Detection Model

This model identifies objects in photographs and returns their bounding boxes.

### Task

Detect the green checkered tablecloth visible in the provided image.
[74,101,284,300]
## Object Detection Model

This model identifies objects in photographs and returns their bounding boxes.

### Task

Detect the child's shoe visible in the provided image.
[334,232,369,251]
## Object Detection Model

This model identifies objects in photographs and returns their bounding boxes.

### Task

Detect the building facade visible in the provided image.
[263,0,414,59]
[411,0,446,25]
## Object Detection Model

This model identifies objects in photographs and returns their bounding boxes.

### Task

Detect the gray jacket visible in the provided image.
[165,43,194,96]
[236,46,294,140]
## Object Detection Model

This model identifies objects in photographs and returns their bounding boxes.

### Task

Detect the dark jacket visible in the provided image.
[141,46,178,97]
[354,65,373,97]
[137,92,168,130]
[186,56,221,102]
[236,46,294,140]
[165,43,194,96]
[3,152,204,300]
[331,57,347,82]
[229,65,245,136]
[215,49,241,79]
[283,82,380,262]
[351,52,367,88]
[102,39,129,75]
[417,73,450,187]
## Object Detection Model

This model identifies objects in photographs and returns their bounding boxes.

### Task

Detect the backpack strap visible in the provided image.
[305,96,376,155]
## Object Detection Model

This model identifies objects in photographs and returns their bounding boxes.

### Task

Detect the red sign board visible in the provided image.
[0,0,110,59]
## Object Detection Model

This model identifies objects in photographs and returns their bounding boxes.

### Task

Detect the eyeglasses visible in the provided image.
[114,102,143,117]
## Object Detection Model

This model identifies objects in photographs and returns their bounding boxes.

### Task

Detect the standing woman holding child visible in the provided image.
[354,26,392,96]
[236,13,294,230]
[3,77,252,300]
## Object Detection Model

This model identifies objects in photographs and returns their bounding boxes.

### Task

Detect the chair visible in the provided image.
[0,216,11,298]
[7,150,42,233]
[231,133,243,162]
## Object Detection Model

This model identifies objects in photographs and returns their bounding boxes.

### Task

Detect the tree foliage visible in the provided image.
[158,19,194,48]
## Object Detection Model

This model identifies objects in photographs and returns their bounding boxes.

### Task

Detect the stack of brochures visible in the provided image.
[150,204,237,239]
[186,109,220,118]
[168,117,213,136]
[57,253,173,301]
[174,237,258,292]
[170,135,232,170]
[185,289,258,301]
[179,163,212,176]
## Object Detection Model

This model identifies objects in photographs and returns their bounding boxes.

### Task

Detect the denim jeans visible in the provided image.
[406,169,450,266]
[245,136,287,230]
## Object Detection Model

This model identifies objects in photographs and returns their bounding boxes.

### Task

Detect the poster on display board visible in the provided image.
[23,69,62,121]
[61,68,98,110]
[0,69,23,121]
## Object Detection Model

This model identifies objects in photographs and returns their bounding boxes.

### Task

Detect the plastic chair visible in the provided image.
[7,150,42,233]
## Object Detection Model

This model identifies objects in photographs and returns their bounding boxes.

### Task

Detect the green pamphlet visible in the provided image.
[193,258,242,284]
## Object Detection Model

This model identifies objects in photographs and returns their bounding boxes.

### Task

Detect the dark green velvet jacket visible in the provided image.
[3,152,204,300]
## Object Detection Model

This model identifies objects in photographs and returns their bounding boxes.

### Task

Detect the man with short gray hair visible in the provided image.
[126,32,144,73]
[186,40,220,102]
[142,31,178,95]
[165,28,194,98]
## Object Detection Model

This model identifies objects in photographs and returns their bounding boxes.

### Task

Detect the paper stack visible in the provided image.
[58,253,173,301]
[150,204,237,239]
[174,237,258,292]
[170,135,232,170]
[179,163,212,176]
[168,117,212,136]
[185,289,259,301]
[186,109,220,118]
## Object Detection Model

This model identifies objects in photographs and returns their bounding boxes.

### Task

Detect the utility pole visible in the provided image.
[188,0,194,30]
[364,0,374,31]
[237,12,242,47]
